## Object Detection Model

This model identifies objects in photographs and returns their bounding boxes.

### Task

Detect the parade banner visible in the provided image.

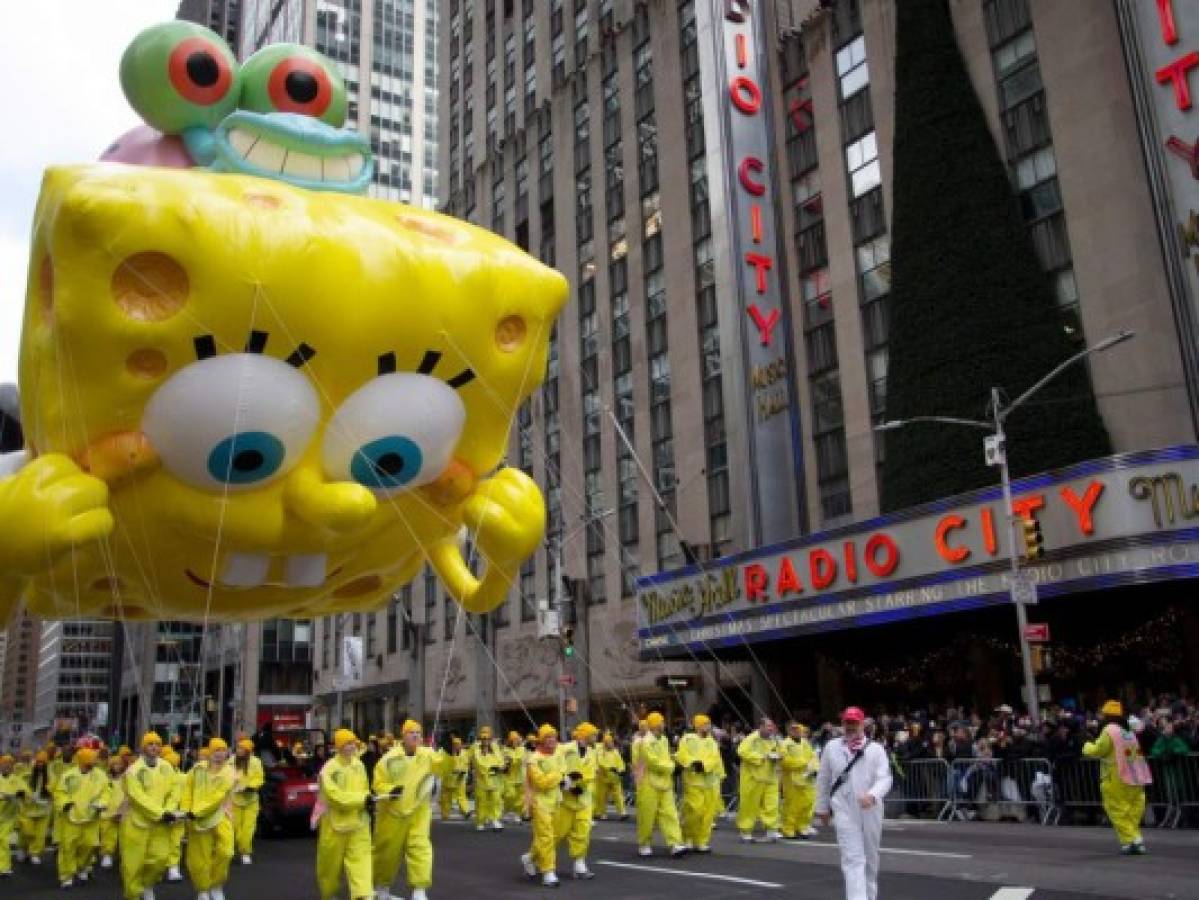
[637,446,1199,655]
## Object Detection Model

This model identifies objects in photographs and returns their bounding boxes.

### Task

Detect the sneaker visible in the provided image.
[167,866,183,882]
[211,888,226,900]
[696,845,712,854]
[31,855,42,865]
[739,834,754,844]
[60,880,73,891]
[1120,844,1136,856]
[573,860,595,880]
[541,872,560,888]
[100,856,113,869]
[619,813,629,821]
[142,890,157,900]
[637,846,653,857]
[765,830,781,842]
[413,890,429,900]
[801,826,818,838]
[240,855,252,866]
[374,889,390,900]
[493,820,504,832]
[476,824,487,832]
[77,870,89,882]
[198,893,211,900]
[670,846,688,859]
[599,813,609,821]
[1133,842,1147,856]
[521,852,537,878]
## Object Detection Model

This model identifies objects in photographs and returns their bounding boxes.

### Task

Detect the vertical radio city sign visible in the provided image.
[709,0,805,543]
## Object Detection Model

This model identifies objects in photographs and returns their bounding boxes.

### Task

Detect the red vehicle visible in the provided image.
[258,764,320,835]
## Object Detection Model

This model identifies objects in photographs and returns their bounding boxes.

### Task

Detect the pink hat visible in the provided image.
[841,706,866,723]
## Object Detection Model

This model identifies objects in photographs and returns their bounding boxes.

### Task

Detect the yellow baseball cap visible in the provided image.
[333,728,359,750]
[401,719,422,735]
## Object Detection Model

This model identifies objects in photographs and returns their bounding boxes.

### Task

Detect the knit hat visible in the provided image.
[537,723,558,741]
[401,719,422,736]
[141,731,163,748]
[208,738,229,753]
[333,728,359,750]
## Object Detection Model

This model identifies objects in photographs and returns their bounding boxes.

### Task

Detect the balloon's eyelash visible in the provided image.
[191,332,317,368]
[395,348,475,389]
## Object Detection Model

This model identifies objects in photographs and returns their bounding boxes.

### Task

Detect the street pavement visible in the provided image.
[7,814,1197,899]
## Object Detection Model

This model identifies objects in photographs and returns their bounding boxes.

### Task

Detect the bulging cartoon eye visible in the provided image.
[120,22,241,133]
[142,354,320,492]
[322,374,466,495]
[240,44,348,127]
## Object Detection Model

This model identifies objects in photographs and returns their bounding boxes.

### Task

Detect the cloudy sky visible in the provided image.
[0,1,178,385]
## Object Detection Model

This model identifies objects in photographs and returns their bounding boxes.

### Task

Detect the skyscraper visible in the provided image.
[176,0,243,50]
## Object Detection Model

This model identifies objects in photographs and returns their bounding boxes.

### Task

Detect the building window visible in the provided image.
[845,131,880,199]
[835,34,868,99]
[387,596,398,654]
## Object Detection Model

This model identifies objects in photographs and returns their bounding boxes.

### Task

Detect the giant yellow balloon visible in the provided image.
[0,163,566,624]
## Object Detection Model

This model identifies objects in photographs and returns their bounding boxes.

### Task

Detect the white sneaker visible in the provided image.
[637,846,652,857]
[241,855,252,866]
[412,890,428,900]
[670,845,688,858]
[765,830,782,842]
[696,845,711,854]
[801,825,818,838]
[167,865,183,882]
[100,856,113,869]
[541,872,559,888]
[521,852,537,878]
[739,834,754,844]
[492,820,504,831]
[476,824,486,832]
[61,879,74,890]
[30,855,41,865]
[572,859,595,880]
[77,869,89,882]
[143,890,157,900]
[198,893,211,900]
[211,888,225,900]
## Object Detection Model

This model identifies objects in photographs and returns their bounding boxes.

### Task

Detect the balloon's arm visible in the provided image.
[427,539,514,615]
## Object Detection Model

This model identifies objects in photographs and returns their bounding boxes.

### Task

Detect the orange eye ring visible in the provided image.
[168,37,234,106]
[267,56,333,117]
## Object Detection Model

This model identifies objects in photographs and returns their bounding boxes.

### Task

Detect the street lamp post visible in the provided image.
[877,329,1134,726]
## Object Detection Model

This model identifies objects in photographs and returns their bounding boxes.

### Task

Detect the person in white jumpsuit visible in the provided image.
[815,707,892,900]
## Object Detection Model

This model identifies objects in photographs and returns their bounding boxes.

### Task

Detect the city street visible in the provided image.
[8,815,1197,899]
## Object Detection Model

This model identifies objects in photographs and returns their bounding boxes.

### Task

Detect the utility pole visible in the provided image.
[408,594,426,727]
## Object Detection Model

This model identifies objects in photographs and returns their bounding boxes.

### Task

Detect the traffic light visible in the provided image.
[1020,517,1044,560]
[562,626,575,659]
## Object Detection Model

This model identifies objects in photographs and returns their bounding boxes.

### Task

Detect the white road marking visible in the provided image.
[789,841,972,859]
[989,890,1034,900]
[597,860,784,889]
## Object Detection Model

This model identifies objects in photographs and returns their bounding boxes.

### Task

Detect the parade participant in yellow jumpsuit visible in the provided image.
[471,727,506,832]
[162,746,186,882]
[121,732,180,900]
[316,729,373,900]
[100,754,127,869]
[1083,700,1152,855]
[184,738,237,900]
[554,722,599,879]
[232,738,264,865]
[737,718,783,842]
[13,750,32,780]
[17,751,52,865]
[503,731,527,823]
[780,722,820,840]
[437,738,472,820]
[521,724,566,888]
[636,712,687,858]
[675,714,725,853]
[0,754,20,877]
[372,720,436,900]
[54,746,110,888]
[593,731,627,821]
[48,744,66,851]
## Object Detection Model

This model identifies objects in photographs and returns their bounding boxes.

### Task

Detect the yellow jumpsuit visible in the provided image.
[18,768,52,858]
[675,732,725,849]
[119,756,179,900]
[525,749,566,875]
[471,742,506,826]
[232,754,265,857]
[0,770,20,874]
[737,731,781,836]
[593,745,626,819]
[554,742,596,862]
[100,768,125,860]
[503,745,527,818]
[48,756,65,849]
[55,764,111,883]
[183,761,236,892]
[437,749,471,819]
[167,765,186,871]
[1083,726,1148,848]
[780,735,819,837]
[636,734,684,849]
[316,754,373,900]
[372,745,435,894]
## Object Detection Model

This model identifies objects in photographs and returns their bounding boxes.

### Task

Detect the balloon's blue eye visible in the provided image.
[207,431,286,484]
[351,436,423,489]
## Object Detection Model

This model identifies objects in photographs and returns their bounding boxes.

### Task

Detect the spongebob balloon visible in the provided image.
[0,23,566,626]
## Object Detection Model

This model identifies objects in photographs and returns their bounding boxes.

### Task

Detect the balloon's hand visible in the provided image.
[465,468,545,572]
[0,454,113,573]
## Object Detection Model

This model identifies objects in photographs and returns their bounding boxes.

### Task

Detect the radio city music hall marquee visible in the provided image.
[637,446,1199,656]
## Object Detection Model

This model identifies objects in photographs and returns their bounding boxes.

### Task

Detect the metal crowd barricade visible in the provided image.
[946,757,1056,823]
[1043,758,1104,826]
[886,758,953,821]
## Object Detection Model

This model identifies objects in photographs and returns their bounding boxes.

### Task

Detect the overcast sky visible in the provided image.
[0,1,179,386]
